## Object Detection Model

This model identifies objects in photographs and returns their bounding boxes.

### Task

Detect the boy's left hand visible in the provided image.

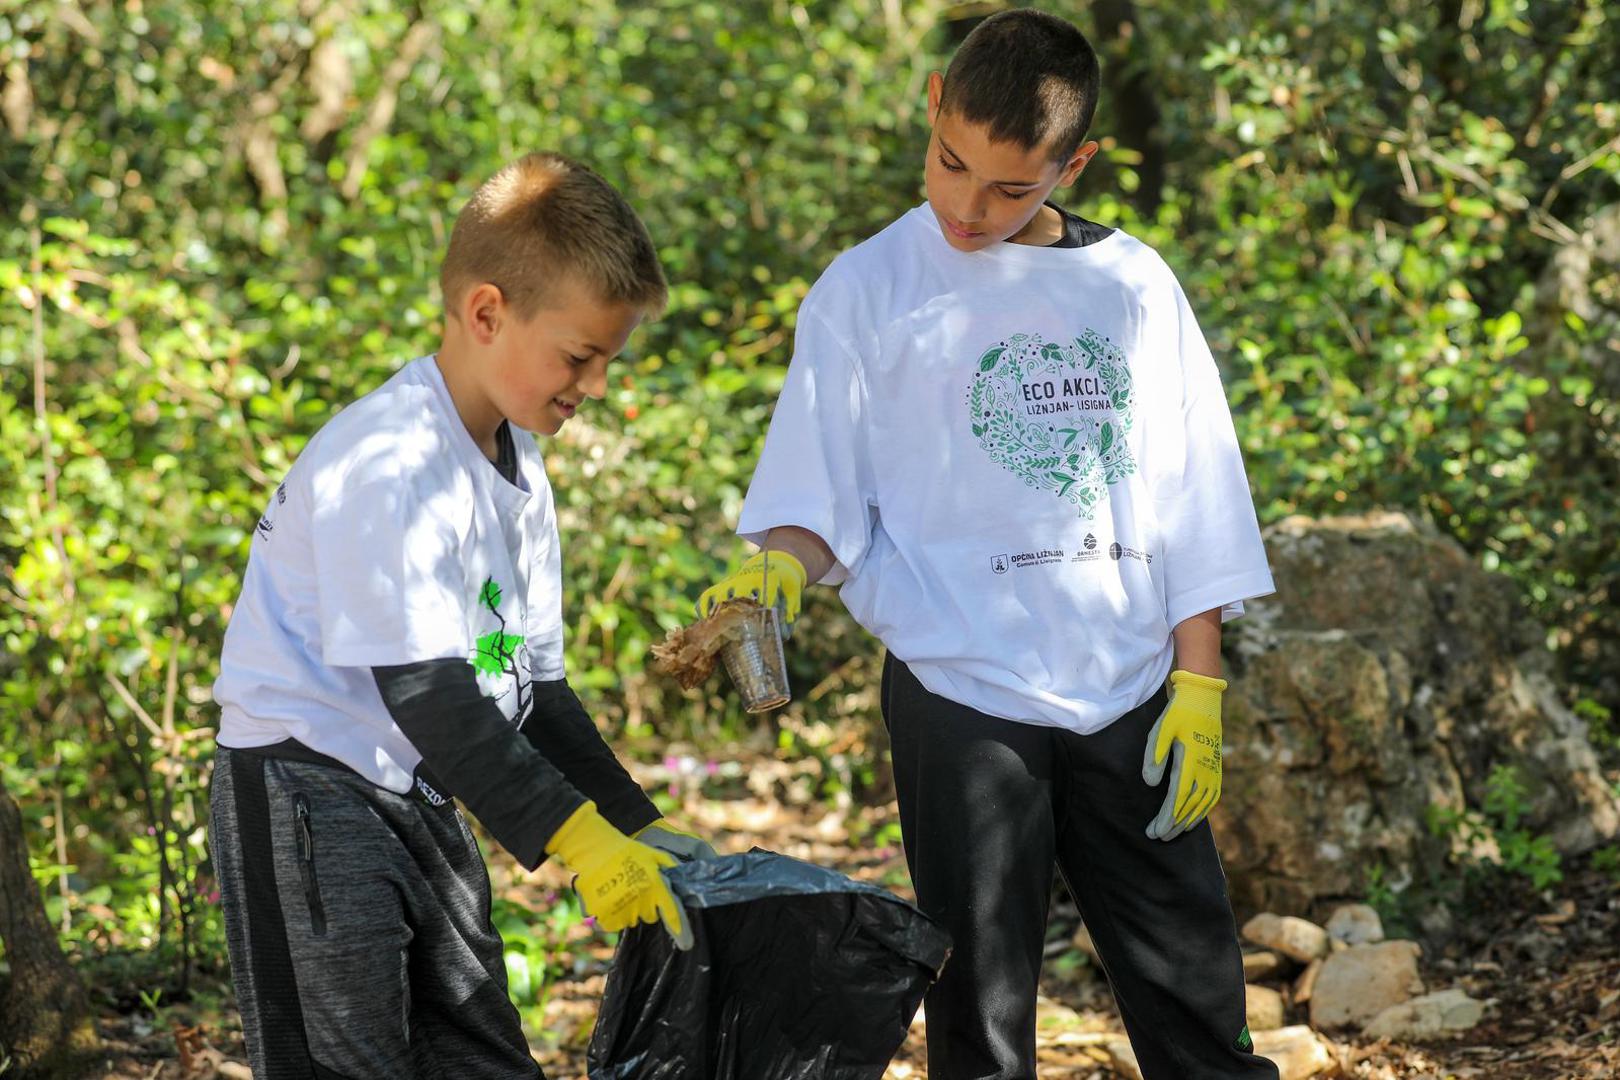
[634,819,719,862]
[1141,670,1227,841]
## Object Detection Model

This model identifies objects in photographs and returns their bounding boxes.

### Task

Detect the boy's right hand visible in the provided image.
[698,550,807,625]
[545,802,693,950]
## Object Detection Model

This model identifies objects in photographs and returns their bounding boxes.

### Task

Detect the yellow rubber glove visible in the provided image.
[545,802,693,950]
[1141,670,1227,842]
[634,819,718,862]
[697,550,808,626]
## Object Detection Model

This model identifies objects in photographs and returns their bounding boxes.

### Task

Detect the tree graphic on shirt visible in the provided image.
[470,576,531,720]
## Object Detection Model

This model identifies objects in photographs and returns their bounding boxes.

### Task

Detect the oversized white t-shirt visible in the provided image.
[737,205,1275,734]
[213,355,566,791]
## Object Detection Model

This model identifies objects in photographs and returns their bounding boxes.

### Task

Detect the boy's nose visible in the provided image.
[577,357,610,400]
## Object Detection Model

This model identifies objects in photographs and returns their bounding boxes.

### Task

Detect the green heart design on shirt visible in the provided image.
[966,330,1137,518]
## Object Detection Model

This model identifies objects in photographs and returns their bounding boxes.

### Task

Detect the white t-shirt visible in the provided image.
[737,205,1275,734]
[213,355,566,792]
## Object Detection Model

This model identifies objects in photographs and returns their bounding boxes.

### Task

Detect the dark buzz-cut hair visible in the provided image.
[440,151,667,319]
[939,9,1101,163]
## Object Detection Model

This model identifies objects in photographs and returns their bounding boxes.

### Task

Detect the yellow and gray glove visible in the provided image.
[1141,670,1227,842]
[697,550,807,627]
[634,818,718,863]
[545,802,693,950]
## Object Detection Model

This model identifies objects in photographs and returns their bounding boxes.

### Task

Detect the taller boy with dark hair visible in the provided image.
[211,151,709,1078]
[699,10,1279,1079]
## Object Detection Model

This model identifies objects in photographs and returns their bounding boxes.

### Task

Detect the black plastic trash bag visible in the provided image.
[587,851,951,1080]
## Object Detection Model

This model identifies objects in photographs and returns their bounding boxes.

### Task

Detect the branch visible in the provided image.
[28,211,74,607]
[1537,132,1620,219]
[237,39,310,233]
[117,320,224,410]
[1,58,31,138]
[300,6,356,147]
[106,672,166,742]
[1408,142,1530,211]
[162,622,181,738]
[340,19,439,201]
[1371,126,1581,237]
[1559,132,1620,184]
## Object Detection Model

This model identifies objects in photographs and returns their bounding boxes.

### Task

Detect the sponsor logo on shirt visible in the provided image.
[1108,541,1153,564]
[256,483,288,541]
[1070,533,1103,564]
[989,534,1135,574]
[990,548,1067,573]
[1012,548,1065,567]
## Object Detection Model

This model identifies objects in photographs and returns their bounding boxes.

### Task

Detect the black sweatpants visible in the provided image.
[208,746,543,1080]
[881,656,1278,1080]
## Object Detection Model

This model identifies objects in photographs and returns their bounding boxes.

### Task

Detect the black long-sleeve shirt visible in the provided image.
[370,660,657,869]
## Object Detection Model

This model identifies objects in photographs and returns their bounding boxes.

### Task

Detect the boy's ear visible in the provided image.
[1059,140,1100,187]
[462,282,506,345]
[926,70,944,125]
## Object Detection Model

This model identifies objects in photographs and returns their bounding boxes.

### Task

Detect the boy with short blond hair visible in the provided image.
[701,11,1279,1079]
[211,150,707,1079]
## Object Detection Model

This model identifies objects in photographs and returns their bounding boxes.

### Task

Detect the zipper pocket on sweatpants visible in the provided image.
[292,792,328,937]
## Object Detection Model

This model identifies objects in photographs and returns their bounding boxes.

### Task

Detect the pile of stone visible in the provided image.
[1077,903,1489,1080]
[1243,904,1487,1041]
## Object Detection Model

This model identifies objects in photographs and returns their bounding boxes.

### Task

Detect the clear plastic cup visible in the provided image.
[719,604,791,712]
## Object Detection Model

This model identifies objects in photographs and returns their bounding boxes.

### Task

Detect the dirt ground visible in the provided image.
[91,746,1620,1079]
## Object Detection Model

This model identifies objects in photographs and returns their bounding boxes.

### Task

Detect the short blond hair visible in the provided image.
[440,151,667,318]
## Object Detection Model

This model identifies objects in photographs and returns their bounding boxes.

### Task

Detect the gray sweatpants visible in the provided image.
[208,745,543,1079]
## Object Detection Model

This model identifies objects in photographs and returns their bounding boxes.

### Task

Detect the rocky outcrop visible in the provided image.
[1215,512,1620,915]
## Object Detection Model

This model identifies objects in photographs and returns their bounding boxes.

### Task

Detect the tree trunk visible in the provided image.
[1091,0,1165,217]
[0,772,99,1079]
